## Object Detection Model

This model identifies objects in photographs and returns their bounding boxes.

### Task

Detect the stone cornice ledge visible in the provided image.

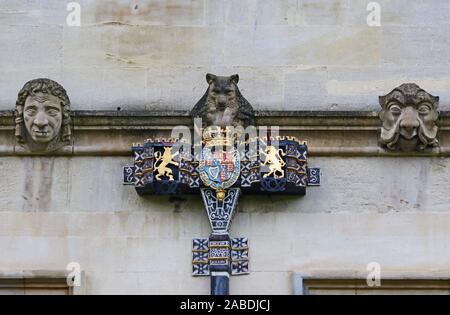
[2,110,450,156]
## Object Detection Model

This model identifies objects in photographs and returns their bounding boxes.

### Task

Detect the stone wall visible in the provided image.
[1,1,450,295]
[1,155,450,294]
[1,0,450,111]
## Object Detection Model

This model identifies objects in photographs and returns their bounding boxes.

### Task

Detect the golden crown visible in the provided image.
[201,126,237,147]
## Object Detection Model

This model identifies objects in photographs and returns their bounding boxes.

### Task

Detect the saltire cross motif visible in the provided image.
[123,132,320,295]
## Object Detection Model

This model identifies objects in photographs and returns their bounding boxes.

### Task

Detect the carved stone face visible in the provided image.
[206,73,238,112]
[379,83,439,151]
[191,73,255,130]
[23,92,62,144]
[204,73,240,128]
[15,78,71,153]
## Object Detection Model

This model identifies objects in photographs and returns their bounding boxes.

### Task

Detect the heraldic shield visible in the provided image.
[198,147,240,193]
[197,131,241,233]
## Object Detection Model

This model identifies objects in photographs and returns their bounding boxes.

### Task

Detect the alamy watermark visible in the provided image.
[66,261,82,287]
[170,119,281,167]
[367,2,381,27]
[66,2,81,27]
[366,261,381,287]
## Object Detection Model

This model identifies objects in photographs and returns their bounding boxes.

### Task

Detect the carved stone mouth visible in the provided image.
[32,130,49,138]
[399,128,418,140]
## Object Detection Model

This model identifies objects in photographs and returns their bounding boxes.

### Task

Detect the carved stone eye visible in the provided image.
[388,104,401,115]
[46,109,59,116]
[378,83,440,152]
[25,107,37,116]
[418,103,431,115]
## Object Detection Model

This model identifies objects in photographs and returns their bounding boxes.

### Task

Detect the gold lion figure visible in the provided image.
[261,146,286,179]
[154,147,179,181]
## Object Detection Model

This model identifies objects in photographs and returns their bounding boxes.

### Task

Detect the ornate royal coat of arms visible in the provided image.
[199,147,240,200]
[123,127,320,290]
[121,74,323,295]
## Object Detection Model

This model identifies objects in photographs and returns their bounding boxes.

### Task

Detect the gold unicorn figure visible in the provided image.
[261,146,286,179]
[154,147,179,181]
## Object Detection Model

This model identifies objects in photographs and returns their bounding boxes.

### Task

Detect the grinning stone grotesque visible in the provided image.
[191,73,255,129]
[379,83,439,152]
[15,78,72,153]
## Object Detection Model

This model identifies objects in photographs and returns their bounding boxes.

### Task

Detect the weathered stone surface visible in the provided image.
[327,66,450,109]
[1,209,450,293]
[1,1,450,111]
[0,26,62,68]
[379,83,439,152]
[0,0,205,26]
[2,156,450,214]
[299,0,350,26]
[61,67,147,110]
[14,79,72,153]
[380,27,449,67]
[224,0,299,26]
[2,0,450,295]
[224,26,381,67]
[83,0,205,26]
[284,67,328,108]
[62,26,225,68]
[0,1,64,26]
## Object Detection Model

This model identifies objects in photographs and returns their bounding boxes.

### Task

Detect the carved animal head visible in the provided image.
[205,73,239,112]
[379,83,439,152]
[191,73,255,129]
